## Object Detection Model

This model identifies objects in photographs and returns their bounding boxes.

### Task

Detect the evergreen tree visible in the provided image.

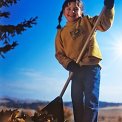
[0,0,37,58]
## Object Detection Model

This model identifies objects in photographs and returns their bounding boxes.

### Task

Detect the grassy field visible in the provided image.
[98,106,122,122]
[70,106,122,122]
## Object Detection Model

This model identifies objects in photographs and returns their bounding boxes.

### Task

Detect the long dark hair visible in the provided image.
[56,0,83,29]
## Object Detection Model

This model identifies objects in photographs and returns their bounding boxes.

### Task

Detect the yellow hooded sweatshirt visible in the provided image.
[55,8,115,69]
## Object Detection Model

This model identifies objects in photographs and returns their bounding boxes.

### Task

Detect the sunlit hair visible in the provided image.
[57,0,83,29]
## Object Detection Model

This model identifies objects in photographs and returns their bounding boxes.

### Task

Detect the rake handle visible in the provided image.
[59,6,106,98]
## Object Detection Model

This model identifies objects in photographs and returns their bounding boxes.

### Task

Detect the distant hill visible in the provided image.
[64,101,122,108]
[0,97,122,110]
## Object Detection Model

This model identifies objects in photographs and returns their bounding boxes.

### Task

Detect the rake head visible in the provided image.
[32,96,64,122]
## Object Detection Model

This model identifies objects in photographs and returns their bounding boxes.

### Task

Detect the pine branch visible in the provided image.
[0,0,19,8]
[16,16,38,34]
[0,0,38,58]
[0,11,10,18]
[0,41,18,58]
[0,16,38,40]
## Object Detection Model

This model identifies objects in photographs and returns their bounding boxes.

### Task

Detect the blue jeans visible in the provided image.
[71,65,101,122]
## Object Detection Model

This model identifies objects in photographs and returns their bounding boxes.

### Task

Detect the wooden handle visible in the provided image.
[59,6,106,98]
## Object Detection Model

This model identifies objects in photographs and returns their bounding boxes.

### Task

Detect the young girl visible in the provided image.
[55,0,114,122]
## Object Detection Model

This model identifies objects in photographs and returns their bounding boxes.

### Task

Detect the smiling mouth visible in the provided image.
[68,15,76,18]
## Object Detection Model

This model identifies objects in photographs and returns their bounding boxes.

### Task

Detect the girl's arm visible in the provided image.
[55,29,72,69]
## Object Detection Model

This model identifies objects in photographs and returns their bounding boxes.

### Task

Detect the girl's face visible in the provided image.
[63,2,82,22]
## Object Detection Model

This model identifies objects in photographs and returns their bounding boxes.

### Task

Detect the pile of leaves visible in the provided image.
[0,108,72,122]
[0,109,55,122]
[0,109,26,122]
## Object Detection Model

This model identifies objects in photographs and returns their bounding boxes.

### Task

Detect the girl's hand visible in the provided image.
[104,0,114,9]
[66,61,81,73]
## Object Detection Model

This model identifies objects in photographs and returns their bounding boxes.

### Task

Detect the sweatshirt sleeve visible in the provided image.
[55,29,72,69]
[90,7,115,31]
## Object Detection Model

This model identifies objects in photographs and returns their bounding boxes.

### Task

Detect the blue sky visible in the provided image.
[0,0,122,102]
